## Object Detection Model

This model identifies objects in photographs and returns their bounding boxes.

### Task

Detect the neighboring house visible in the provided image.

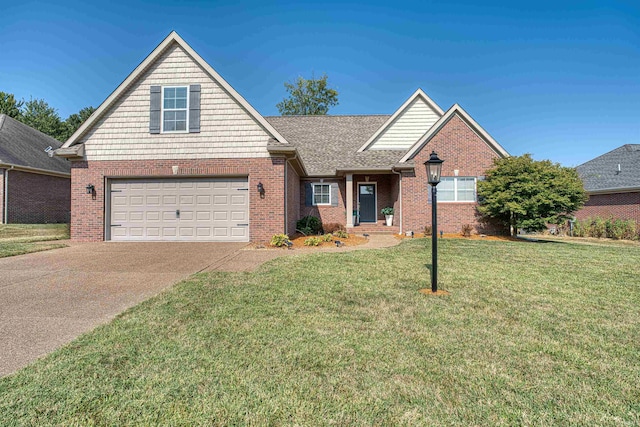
[56,32,509,242]
[576,144,640,224]
[0,114,71,224]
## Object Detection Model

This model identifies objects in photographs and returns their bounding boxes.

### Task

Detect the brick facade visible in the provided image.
[300,179,347,227]
[4,170,70,223]
[575,191,640,224]
[70,157,285,242]
[402,114,506,235]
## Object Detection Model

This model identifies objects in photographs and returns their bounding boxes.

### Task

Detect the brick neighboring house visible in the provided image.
[56,32,510,242]
[0,114,71,224]
[575,144,640,224]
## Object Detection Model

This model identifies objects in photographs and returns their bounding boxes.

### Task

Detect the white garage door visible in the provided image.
[109,178,249,242]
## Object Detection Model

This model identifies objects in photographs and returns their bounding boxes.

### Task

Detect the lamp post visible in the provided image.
[425,151,443,293]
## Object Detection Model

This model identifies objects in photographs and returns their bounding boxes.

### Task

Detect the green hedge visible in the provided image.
[573,217,638,240]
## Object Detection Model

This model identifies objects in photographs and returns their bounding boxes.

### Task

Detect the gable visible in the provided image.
[359,90,443,152]
[60,32,289,162]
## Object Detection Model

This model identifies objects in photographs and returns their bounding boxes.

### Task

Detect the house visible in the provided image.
[575,144,640,224]
[56,32,509,242]
[0,114,71,224]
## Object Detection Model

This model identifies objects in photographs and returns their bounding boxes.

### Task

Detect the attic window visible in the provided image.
[162,86,188,132]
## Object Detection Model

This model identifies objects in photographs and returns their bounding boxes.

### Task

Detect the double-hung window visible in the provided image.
[438,177,476,202]
[312,183,331,205]
[163,86,188,132]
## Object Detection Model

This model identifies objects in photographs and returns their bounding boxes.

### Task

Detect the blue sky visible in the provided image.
[2,0,638,166]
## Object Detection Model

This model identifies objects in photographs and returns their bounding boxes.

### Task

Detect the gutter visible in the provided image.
[0,162,71,179]
[586,186,640,195]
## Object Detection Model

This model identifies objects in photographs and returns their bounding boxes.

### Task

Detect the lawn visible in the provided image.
[0,224,68,258]
[0,238,638,425]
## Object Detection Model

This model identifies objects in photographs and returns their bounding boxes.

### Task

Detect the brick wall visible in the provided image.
[0,168,4,223]
[299,179,346,227]
[575,192,640,224]
[6,170,70,223]
[286,162,300,235]
[70,158,285,242]
[402,113,506,235]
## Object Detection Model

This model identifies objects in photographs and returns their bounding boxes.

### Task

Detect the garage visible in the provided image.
[108,177,249,241]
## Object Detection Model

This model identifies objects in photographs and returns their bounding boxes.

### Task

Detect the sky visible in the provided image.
[1,0,638,166]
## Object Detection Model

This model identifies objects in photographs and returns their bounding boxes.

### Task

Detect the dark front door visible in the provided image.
[359,184,376,223]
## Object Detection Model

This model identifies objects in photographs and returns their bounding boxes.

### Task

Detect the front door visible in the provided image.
[358,183,377,223]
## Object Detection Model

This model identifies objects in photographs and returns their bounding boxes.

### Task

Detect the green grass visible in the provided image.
[0,224,68,258]
[1,239,639,425]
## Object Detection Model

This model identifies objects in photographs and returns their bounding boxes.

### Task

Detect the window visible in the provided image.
[438,177,476,202]
[313,183,331,205]
[163,86,188,132]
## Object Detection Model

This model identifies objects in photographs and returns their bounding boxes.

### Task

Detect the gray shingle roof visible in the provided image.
[0,114,70,174]
[266,115,409,176]
[576,144,640,192]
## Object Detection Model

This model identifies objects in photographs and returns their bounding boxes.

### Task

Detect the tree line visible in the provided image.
[0,91,95,142]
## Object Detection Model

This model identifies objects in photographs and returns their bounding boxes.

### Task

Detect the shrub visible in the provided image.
[296,216,321,235]
[381,207,394,216]
[322,222,345,234]
[461,224,473,238]
[321,233,333,242]
[424,225,432,236]
[270,234,290,247]
[573,217,638,240]
[333,230,348,239]
[304,236,322,246]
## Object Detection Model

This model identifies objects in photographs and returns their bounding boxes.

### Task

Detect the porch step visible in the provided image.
[348,221,400,235]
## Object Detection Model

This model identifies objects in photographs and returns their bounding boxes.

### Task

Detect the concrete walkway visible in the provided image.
[0,242,245,377]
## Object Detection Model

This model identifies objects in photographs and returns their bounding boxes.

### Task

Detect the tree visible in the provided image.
[61,106,96,141]
[20,98,64,140]
[477,154,587,236]
[276,74,338,115]
[0,92,23,119]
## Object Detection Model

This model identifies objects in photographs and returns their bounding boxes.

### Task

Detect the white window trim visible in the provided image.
[161,85,189,133]
[312,183,332,206]
[439,177,476,203]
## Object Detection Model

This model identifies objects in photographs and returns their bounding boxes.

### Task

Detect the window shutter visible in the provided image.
[189,84,201,133]
[330,183,339,206]
[149,86,161,134]
[305,182,313,206]
[427,184,432,204]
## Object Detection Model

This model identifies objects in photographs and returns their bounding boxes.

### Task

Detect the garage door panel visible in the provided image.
[110,178,249,242]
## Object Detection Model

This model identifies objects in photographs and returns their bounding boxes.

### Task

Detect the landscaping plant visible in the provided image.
[270,234,290,247]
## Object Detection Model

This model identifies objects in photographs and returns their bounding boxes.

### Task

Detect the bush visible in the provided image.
[461,224,473,238]
[296,216,321,235]
[381,207,394,216]
[270,234,290,247]
[322,222,345,233]
[304,236,322,246]
[333,230,348,239]
[321,233,333,242]
[572,217,638,240]
[424,225,432,236]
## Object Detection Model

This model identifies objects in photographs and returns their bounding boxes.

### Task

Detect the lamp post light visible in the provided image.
[425,151,443,293]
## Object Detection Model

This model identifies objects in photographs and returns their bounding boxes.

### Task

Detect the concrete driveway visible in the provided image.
[0,241,246,377]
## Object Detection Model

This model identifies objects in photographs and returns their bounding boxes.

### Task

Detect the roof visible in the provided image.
[576,144,640,193]
[0,114,70,175]
[61,31,290,149]
[266,115,409,176]
[400,104,509,162]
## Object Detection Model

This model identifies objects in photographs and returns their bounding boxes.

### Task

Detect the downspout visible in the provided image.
[392,167,402,235]
[3,165,14,224]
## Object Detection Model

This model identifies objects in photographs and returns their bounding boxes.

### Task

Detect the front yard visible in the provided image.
[0,238,638,425]
[0,224,68,258]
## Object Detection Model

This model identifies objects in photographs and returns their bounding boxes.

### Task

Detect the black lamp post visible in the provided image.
[425,151,443,293]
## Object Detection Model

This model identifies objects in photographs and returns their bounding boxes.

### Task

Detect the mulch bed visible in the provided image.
[252,233,369,250]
